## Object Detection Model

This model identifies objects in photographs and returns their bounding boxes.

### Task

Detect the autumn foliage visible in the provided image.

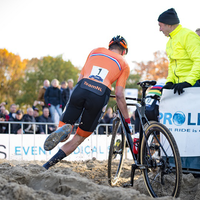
[134,51,169,81]
[0,49,27,103]
[0,49,80,106]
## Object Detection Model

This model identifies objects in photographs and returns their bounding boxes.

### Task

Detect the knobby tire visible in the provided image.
[140,121,182,198]
[108,120,126,186]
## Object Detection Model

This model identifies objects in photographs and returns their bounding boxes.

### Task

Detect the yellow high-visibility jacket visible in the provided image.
[166,24,200,85]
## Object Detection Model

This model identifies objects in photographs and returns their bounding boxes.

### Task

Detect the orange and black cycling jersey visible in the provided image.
[81,47,130,90]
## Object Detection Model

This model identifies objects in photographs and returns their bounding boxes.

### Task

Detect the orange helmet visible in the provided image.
[108,35,128,54]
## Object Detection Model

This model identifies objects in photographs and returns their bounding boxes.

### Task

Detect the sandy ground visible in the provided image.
[0,159,200,200]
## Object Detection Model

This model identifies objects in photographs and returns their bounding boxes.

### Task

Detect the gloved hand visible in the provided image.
[59,105,62,108]
[171,84,177,89]
[173,82,192,95]
[48,103,51,107]
[162,82,173,89]
[161,82,174,93]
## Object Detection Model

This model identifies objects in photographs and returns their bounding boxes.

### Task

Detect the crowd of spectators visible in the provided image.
[0,78,74,134]
[0,103,57,134]
[0,78,136,135]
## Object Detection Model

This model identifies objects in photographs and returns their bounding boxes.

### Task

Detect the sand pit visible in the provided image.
[0,159,200,200]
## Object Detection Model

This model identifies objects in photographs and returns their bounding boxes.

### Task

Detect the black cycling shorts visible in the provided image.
[60,78,111,134]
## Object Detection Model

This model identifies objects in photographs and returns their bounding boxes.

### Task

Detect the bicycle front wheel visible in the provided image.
[108,120,126,186]
[140,121,182,198]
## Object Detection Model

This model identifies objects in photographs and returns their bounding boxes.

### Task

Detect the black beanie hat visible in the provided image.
[158,8,180,25]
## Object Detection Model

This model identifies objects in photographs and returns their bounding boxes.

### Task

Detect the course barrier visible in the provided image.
[0,121,134,161]
[160,87,200,173]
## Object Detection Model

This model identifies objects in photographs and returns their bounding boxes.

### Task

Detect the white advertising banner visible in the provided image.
[159,87,200,170]
[0,134,133,161]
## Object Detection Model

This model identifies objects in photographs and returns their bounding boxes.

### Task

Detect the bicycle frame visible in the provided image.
[108,81,182,197]
[111,84,150,165]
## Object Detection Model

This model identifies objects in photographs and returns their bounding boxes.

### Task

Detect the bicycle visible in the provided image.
[108,80,182,198]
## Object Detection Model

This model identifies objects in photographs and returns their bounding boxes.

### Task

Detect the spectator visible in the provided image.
[33,100,45,110]
[0,102,7,108]
[9,109,24,134]
[60,81,68,111]
[97,116,106,135]
[196,28,200,37]
[0,105,6,115]
[0,106,9,129]
[4,110,9,121]
[63,79,74,105]
[0,112,7,133]
[103,107,114,133]
[32,100,43,132]
[32,107,40,133]
[103,107,114,124]
[32,100,44,119]
[95,107,114,135]
[8,104,17,119]
[33,107,40,120]
[44,79,62,123]
[158,8,200,95]
[23,107,37,134]
[38,107,56,134]
[38,79,50,107]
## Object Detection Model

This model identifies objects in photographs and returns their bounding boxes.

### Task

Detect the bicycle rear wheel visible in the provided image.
[108,119,126,186]
[140,121,182,198]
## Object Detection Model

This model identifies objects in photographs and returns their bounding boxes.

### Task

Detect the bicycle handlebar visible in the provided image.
[110,94,141,101]
[110,80,156,101]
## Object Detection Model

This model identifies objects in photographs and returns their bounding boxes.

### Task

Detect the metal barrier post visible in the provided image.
[8,123,11,160]
[21,123,24,161]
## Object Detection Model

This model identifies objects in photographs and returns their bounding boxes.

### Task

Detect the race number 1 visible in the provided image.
[89,65,108,82]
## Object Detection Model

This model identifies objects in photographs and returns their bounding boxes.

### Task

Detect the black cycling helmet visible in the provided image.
[108,35,128,55]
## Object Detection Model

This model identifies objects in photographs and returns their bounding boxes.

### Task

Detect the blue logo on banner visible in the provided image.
[160,112,200,126]
[172,111,185,126]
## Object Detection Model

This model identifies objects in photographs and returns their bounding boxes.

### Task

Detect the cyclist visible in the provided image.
[43,35,131,169]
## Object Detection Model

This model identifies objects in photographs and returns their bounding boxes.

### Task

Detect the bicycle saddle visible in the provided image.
[137,80,157,88]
